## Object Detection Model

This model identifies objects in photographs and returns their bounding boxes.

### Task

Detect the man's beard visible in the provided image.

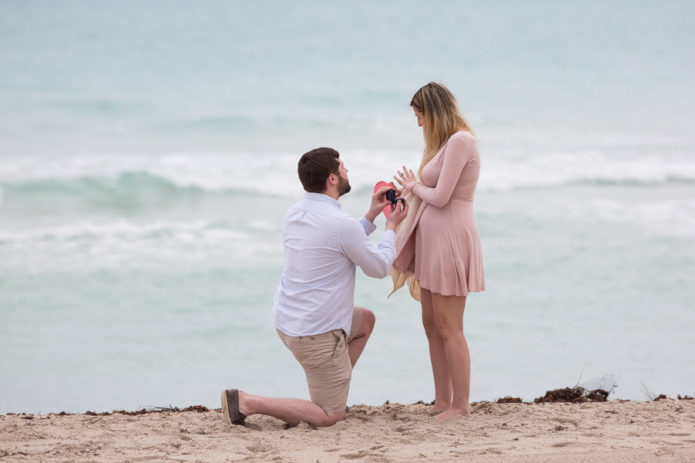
[338,174,351,197]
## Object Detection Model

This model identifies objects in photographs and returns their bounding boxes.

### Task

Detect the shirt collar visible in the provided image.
[305,192,341,209]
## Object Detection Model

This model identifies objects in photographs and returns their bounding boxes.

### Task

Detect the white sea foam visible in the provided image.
[0,219,231,242]
[1,147,694,198]
[480,149,695,191]
[591,197,695,237]
[0,219,283,271]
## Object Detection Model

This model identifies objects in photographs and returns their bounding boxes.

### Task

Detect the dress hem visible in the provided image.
[418,282,486,298]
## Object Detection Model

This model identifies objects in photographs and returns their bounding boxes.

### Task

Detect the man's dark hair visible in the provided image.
[297,147,340,193]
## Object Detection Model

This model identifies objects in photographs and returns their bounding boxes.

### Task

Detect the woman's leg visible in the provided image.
[421,288,452,412]
[431,292,470,420]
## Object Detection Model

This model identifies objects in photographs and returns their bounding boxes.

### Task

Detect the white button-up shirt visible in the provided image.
[273,193,396,337]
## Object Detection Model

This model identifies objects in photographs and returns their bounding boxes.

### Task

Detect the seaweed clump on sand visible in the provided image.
[82,405,210,416]
[496,396,523,403]
[534,387,609,403]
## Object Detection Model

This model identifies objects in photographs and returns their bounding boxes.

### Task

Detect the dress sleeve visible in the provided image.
[407,133,474,208]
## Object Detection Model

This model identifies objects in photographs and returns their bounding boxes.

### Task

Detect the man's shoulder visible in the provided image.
[284,198,351,225]
[286,198,307,214]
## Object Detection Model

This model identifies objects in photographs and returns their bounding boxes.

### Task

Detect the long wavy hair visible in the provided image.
[410,82,473,179]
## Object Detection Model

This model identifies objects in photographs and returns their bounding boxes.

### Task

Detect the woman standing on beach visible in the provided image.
[392,82,485,420]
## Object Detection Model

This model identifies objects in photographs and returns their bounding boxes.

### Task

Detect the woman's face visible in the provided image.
[413,107,424,127]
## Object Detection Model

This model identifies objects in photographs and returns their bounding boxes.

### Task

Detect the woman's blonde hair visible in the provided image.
[410,82,473,179]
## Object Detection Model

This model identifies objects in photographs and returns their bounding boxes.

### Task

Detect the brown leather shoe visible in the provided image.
[221,389,246,425]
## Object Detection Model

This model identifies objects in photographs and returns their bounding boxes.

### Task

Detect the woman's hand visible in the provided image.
[394,165,417,190]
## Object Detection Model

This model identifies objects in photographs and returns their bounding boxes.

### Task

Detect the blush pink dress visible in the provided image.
[393,130,485,297]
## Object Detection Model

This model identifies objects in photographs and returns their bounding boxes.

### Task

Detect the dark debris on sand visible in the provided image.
[9,392,694,418]
[496,396,523,404]
[413,400,436,406]
[534,387,610,403]
[76,405,211,416]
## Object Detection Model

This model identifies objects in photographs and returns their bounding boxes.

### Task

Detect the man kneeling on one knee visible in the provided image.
[221,147,408,427]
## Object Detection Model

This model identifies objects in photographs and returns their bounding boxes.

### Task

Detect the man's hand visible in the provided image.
[365,185,392,223]
[385,198,409,231]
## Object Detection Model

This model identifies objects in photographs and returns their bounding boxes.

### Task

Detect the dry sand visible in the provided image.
[2,399,694,462]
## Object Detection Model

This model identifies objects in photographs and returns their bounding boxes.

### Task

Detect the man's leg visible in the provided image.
[347,306,375,367]
[235,391,345,427]
[222,329,352,427]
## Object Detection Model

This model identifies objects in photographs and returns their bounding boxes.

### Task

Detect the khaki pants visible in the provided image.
[276,309,363,414]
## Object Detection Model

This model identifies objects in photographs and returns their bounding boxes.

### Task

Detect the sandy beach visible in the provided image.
[2,398,694,462]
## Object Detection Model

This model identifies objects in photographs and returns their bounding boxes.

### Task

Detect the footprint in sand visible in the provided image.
[340,450,372,459]
[246,442,274,453]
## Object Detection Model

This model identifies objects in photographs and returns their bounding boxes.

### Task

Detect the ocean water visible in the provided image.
[1,1,694,414]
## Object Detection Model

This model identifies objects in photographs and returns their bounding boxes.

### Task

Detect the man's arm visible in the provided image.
[341,201,409,278]
[358,216,377,236]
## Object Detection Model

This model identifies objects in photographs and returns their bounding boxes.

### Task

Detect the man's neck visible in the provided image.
[323,189,339,200]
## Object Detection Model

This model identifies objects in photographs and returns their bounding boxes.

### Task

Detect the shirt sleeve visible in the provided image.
[406,133,475,208]
[340,217,396,278]
[359,216,377,236]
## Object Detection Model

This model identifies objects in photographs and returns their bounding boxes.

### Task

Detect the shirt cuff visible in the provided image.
[359,216,377,236]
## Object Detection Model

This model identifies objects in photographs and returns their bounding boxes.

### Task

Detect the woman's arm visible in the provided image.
[406,133,475,208]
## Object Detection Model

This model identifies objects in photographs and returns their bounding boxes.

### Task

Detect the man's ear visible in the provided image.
[324,174,335,192]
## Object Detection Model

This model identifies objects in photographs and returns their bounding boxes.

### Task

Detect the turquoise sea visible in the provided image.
[1,1,694,414]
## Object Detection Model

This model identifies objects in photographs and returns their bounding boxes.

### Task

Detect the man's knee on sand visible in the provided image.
[316,409,346,427]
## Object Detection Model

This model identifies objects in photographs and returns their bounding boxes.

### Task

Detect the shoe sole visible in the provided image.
[220,390,232,425]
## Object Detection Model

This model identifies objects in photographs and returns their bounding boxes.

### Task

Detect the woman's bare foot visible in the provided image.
[434,406,470,421]
[428,402,450,415]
